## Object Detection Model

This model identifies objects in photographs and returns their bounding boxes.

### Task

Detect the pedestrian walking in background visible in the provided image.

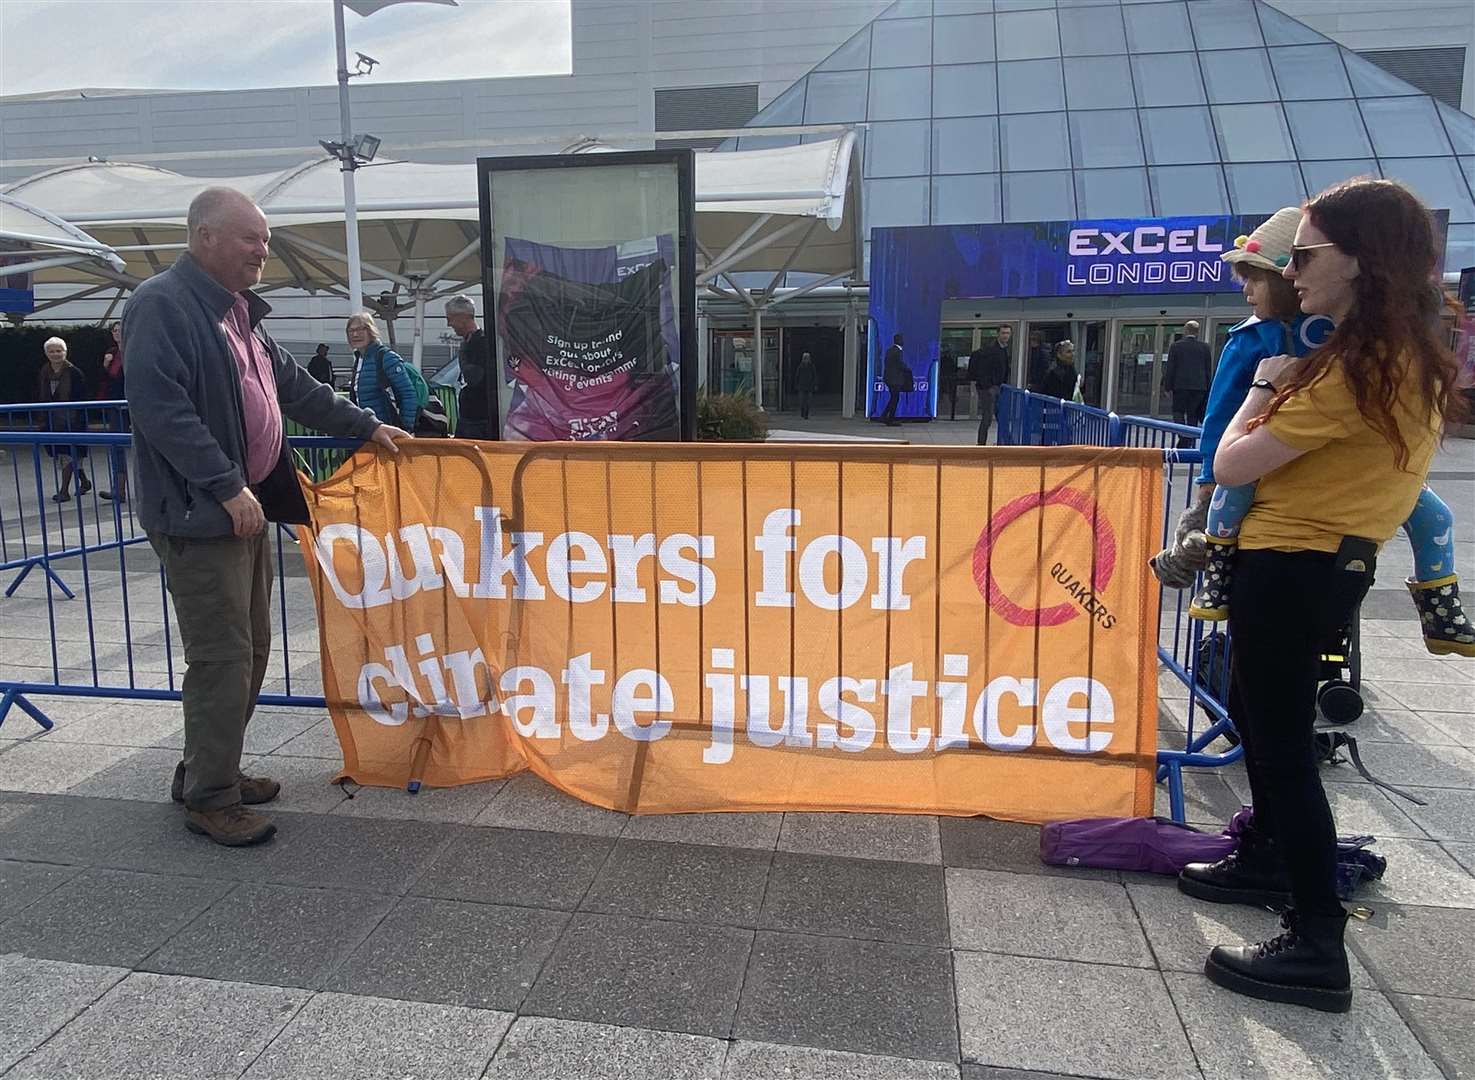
[307,343,335,387]
[98,321,129,503]
[1163,320,1213,428]
[795,351,816,419]
[347,313,419,431]
[880,333,910,426]
[445,294,492,439]
[123,186,408,848]
[36,336,90,502]
[970,325,1011,445]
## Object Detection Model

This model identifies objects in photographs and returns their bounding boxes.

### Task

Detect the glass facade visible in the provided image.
[727,0,1475,273]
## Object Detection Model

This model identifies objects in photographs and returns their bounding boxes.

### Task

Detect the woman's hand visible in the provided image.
[1253,353,1305,388]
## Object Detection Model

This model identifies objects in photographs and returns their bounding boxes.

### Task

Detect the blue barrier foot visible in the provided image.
[406,780,422,794]
[0,690,54,732]
[3,559,75,600]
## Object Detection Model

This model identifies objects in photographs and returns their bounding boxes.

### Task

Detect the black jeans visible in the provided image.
[1228,547,1374,916]
[881,387,902,423]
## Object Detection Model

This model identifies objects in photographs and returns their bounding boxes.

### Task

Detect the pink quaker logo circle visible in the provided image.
[972,486,1118,627]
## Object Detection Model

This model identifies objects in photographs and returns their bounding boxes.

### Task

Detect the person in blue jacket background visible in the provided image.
[1152,207,1470,656]
[346,311,419,431]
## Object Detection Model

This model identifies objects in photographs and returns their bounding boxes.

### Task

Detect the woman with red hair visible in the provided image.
[1180,178,1465,1011]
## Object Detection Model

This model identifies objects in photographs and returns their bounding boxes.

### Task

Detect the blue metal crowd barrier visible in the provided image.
[997,385,1239,821]
[0,403,360,733]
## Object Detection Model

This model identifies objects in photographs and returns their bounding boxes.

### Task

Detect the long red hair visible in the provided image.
[1254,178,1465,469]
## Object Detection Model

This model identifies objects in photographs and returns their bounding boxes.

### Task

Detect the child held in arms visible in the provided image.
[1151,207,1471,656]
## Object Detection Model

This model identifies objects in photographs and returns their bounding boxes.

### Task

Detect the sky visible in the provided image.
[0,0,572,97]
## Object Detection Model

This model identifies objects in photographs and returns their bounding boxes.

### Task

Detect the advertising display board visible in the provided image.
[477,151,697,441]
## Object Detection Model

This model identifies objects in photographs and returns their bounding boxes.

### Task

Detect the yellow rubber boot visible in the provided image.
[1408,574,1475,657]
[1189,537,1236,622]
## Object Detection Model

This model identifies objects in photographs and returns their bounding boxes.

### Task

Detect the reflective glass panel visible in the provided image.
[1268,44,1352,100]
[1463,157,1475,192]
[1360,97,1453,157]
[1060,5,1126,56]
[935,0,995,12]
[1300,159,1379,196]
[869,66,933,120]
[1382,157,1475,222]
[881,0,934,16]
[1255,1,1323,46]
[818,27,873,71]
[1064,56,1137,109]
[932,173,1003,224]
[865,177,930,227]
[996,0,1052,9]
[1284,100,1372,159]
[1439,102,1475,156]
[804,71,868,123]
[1150,164,1231,214]
[866,120,932,177]
[1069,109,1145,167]
[1343,52,1421,97]
[1212,103,1295,162]
[1225,162,1306,212]
[1200,49,1276,103]
[1189,0,1263,49]
[933,13,996,64]
[1001,111,1070,170]
[1133,52,1206,107]
[872,17,933,66]
[1140,106,1220,164]
[1445,224,1474,275]
[998,58,1066,112]
[1003,170,1077,221]
[1124,1,1193,52]
[933,116,1001,173]
[995,9,1061,60]
[1075,168,1153,216]
[934,63,999,116]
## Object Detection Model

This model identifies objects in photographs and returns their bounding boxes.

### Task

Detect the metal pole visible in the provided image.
[333,0,364,313]
[752,305,764,410]
[841,303,857,419]
[411,289,426,369]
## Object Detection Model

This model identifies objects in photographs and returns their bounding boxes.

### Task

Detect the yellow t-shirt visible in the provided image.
[1239,357,1440,554]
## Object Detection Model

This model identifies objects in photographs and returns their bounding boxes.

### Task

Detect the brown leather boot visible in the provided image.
[172,762,281,806]
[184,804,277,847]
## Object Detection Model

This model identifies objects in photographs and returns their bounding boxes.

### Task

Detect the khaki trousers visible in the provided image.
[148,530,273,810]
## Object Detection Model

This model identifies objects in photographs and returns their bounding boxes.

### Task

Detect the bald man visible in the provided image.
[123,186,409,847]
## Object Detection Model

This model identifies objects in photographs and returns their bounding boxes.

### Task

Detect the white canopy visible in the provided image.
[0,191,127,278]
[0,135,862,304]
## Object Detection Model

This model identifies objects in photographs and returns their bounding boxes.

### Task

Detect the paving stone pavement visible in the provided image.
[0,449,1470,1078]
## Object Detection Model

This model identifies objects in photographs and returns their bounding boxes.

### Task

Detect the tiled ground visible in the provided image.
[0,443,1470,1078]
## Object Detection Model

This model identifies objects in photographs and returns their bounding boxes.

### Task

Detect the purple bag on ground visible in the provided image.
[1040,808,1253,875]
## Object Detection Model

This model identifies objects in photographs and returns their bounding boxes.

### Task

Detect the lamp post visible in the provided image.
[330,0,456,313]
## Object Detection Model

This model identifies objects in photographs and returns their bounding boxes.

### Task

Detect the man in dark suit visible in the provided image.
[1163,320,1213,427]
[969,325,1011,445]
[880,333,910,426]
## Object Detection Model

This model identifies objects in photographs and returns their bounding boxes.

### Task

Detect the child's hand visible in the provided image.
[1254,353,1305,386]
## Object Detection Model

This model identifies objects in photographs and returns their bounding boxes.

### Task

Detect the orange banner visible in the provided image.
[299,441,1162,823]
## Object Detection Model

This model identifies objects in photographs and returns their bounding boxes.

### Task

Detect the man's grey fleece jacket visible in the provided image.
[122,253,382,538]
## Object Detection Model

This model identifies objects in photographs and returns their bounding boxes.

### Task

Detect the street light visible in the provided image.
[331,0,457,313]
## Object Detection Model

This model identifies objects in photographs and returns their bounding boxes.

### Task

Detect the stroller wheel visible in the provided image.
[1317,680,1364,725]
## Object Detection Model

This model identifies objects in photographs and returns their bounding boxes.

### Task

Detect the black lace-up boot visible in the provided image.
[1178,823,1291,908]
[1205,908,1352,1012]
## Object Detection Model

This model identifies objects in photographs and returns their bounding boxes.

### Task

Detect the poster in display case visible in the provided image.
[476,150,697,441]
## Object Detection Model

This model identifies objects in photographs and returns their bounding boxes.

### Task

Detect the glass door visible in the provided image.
[1077,320,1108,406]
[1115,322,1165,416]
[938,326,976,420]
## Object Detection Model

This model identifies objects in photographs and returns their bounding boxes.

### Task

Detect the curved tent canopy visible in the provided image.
[0,191,127,279]
[0,134,861,304]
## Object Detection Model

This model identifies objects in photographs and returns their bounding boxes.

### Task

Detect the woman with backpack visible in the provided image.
[346,312,420,432]
[1180,179,1465,1013]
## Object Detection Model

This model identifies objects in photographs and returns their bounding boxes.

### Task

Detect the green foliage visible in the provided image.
[696,392,769,441]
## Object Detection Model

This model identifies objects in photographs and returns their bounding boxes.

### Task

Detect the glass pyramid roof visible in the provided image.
[724,0,1475,275]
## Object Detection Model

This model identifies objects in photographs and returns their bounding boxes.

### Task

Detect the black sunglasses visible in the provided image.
[1287,242,1337,272]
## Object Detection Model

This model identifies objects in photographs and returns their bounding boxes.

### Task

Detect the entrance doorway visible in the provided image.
[709,329,778,401]
[781,326,845,416]
[937,322,1021,420]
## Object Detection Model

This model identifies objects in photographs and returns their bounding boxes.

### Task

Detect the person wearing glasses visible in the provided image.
[1177,179,1466,1012]
[1151,208,1469,657]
